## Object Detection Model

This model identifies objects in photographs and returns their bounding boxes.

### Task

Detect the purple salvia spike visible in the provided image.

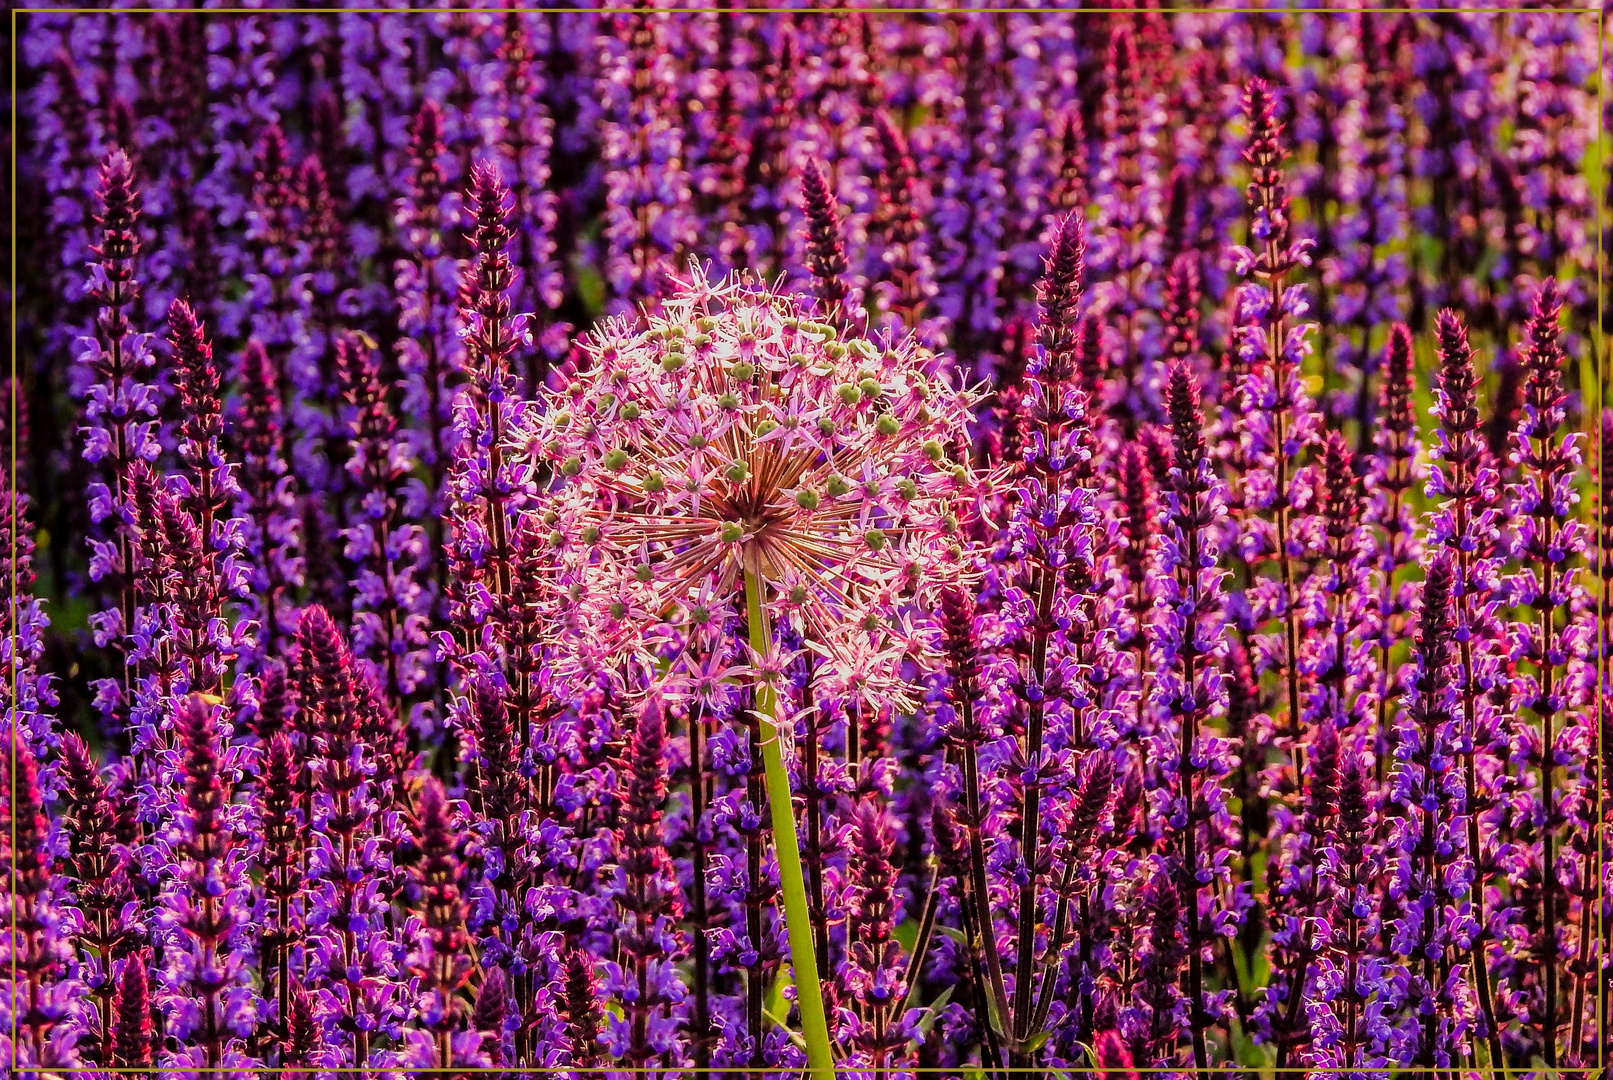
[1505,278,1586,1067]
[609,693,686,1070]
[2,726,76,1071]
[254,731,302,1039]
[109,952,152,1069]
[1152,362,1234,1073]
[232,338,301,668]
[279,980,321,1080]
[472,966,509,1067]
[1134,860,1186,1061]
[336,332,432,719]
[1092,22,1166,431]
[562,943,603,1070]
[799,157,852,333]
[79,148,159,740]
[411,774,473,1070]
[1427,306,1509,1063]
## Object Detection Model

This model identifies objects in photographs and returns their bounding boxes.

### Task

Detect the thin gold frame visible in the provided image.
[8,1,1606,1075]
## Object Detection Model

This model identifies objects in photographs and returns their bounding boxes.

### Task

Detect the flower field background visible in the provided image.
[2,4,1610,1079]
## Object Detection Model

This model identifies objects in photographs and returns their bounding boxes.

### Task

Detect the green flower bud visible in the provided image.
[725,461,749,484]
[826,475,850,497]
[876,414,900,436]
[795,489,821,510]
[730,360,756,380]
[642,471,666,493]
[896,478,917,501]
[661,351,686,372]
[582,525,601,544]
[924,440,946,462]
[864,528,886,551]
[635,563,654,583]
[603,449,628,471]
[622,402,642,421]
[837,383,862,405]
[561,456,582,477]
[720,522,745,543]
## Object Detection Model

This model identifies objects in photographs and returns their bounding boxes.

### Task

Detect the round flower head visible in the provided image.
[531,265,984,698]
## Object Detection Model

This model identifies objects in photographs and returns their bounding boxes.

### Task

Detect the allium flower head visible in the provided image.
[533,265,984,694]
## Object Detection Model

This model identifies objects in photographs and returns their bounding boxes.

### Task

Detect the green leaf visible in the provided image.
[913,985,955,1038]
[572,257,605,318]
[764,970,791,1029]
[760,1003,806,1053]
[1018,1029,1053,1054]
[978,977,1008,1040]
[894,917,920,955]
[1235,1031,1274,1069]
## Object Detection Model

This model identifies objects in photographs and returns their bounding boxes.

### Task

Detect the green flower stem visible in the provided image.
[744,557,834,1080]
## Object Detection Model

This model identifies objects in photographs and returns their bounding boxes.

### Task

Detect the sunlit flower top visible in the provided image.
[530,265,985,695]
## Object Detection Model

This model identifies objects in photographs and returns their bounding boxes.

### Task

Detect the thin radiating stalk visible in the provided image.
[744,554,833,1080]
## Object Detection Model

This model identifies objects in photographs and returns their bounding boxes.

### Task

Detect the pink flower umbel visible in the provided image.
[532,264,984,697]
[531,265,986,1080]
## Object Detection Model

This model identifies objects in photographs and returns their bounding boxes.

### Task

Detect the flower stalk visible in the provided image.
[744,553,833,1080]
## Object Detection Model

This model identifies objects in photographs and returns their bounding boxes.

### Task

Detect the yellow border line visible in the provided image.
[7,1,1607,1076]
[7,6,1601,14]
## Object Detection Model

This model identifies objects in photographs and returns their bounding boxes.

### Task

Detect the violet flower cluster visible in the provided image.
[7,8,1606,1080]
